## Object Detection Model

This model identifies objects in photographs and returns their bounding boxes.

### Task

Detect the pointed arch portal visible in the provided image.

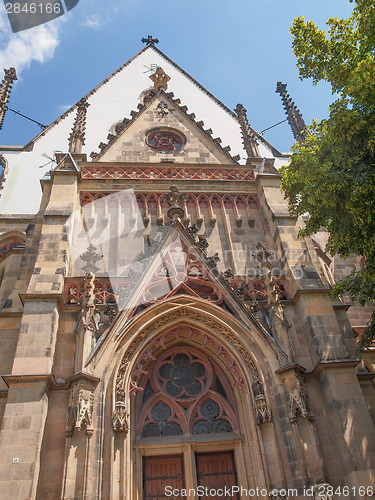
[132,330,243,500]
[108,295,280,499]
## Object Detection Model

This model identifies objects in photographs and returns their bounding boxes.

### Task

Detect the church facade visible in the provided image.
[0,40,374,500]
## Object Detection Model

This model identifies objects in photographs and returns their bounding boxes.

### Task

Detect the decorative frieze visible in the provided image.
[80,164,255,181]
[63,276,290,305]
[80,191,257,205]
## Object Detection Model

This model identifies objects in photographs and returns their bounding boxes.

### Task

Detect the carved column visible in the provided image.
[278,367,326,486]
[74,272,99,374]
[219,195,237,274]
[255,243,294,356]
[0,155,7,191]
[62,374,100,499]
[252,377,272,425]
[112,354,130,434]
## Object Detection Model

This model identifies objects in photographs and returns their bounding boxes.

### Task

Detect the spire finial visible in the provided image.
[141,35,159,46]
[68,97,90,154]
[276,82,306,143]
[234,103,260,157]
[0,67,17,131]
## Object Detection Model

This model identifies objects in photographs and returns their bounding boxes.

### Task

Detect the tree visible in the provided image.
[280,0,375,349]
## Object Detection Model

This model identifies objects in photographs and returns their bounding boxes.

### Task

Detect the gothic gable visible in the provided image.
[108,219,286,359]
[93,91,239,165]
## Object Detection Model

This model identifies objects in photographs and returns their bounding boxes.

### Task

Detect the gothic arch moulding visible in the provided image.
[111,295,278,432]
[0,229,26,261]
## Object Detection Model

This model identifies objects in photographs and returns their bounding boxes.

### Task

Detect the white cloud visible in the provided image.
[81,14,101,29]
[58,104,73,113]
[0,11,62,74]
[81,11,114,30]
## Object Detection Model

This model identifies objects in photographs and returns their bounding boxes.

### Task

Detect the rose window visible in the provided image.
[156,352,210,400]
[146,129,185,152]
[136,346,239,438]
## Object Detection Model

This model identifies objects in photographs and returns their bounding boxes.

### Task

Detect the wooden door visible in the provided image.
[143,455,184,499]
[196,451,239,500]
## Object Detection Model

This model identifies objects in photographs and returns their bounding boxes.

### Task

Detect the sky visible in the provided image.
[0,0,353,153]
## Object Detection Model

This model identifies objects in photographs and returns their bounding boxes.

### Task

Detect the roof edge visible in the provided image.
[150,46,238,120]
[15,45,151,150]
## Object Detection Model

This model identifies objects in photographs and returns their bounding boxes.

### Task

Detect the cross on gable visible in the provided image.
[141,35,159,46]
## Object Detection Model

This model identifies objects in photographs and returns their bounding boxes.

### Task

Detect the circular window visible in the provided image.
[155,349,211,401]
[136,345,238,438]
[146,129,185,153]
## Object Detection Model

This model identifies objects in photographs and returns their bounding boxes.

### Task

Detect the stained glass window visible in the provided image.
[146,130,185,152]
[136,345,238,438]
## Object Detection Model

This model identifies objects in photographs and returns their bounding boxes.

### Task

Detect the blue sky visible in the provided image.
[0,0,353,153]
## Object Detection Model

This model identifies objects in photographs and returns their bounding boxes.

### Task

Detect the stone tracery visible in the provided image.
[112,316,272,433]
[136,346,238,437]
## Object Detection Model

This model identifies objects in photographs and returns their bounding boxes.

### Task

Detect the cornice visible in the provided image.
[305,359,360,377]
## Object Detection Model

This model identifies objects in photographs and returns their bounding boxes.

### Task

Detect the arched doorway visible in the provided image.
[110,296,278,500]
[131,332,246,500]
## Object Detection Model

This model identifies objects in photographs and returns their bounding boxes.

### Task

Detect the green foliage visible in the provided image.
[330,270,375,351]
[281,0,375,350]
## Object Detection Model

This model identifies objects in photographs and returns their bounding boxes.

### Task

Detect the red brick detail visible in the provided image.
[81,165,255,181]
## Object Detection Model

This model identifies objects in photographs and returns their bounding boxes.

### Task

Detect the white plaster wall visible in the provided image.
[0,113,75,214]
[0,46,283,215]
